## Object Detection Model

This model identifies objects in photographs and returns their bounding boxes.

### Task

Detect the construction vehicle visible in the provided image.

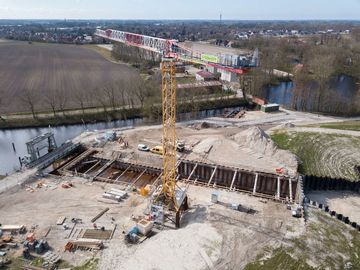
[176,141,185,152]
[150,145,163,155]
[95,29,258,228]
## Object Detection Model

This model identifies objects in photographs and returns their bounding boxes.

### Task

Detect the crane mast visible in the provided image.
[161,59,178,209]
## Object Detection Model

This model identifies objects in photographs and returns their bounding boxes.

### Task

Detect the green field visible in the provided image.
[319,121,360,132]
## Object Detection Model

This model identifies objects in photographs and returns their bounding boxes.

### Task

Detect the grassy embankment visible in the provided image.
[3,257,98,270]
[271,131,360,181]
[306,120,360,132]
[0,96,246,129]
[245,210,360,270]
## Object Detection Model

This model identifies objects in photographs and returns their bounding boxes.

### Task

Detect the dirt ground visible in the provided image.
[0,42,139,114]
[0,174,303,270]
[307,191,360,224]
[100,184,304,270]
[0,176,148,266]
[77,123,298,177]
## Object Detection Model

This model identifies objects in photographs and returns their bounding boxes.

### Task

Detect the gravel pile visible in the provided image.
[233,127,298,175]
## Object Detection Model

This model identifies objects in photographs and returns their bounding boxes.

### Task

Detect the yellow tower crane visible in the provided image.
[155,59,188,228]
[95,28,258,227]
[161,59,178,207]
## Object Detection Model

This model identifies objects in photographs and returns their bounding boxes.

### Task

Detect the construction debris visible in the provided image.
[56,216,66,225]
[91,208,110,223]
[42,251,61,267]
[1,235,12,243]
[102,188,128,202]
[61,181,73,189]
[65,238,104,251]
[82,229,112,240]
[0,225,26,233]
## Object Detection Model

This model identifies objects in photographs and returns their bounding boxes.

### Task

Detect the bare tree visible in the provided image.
[56,89,68,117]
[308,52,335,112]
[74,89,87,116]
[21,88,38,119]
[44,89,57,118]
[103,85,118,111]
[94,87,109,115]
[0,97,5,122]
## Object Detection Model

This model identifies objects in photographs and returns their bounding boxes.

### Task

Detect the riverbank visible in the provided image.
[260,75,360,116]
[0,96,246,129]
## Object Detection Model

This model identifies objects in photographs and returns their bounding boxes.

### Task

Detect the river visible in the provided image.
[264,75,358,110]
[0,108,236,175]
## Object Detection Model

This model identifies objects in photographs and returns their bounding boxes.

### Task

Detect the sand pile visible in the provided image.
[193,121,213,130]
[193,138,219,155]
[233,127,298,174]
[99,223,222,270]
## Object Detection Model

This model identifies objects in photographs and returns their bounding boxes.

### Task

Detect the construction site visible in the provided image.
[0,27,360,270]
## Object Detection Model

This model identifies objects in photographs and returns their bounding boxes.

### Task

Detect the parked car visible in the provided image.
[151,145,163,155]
[138,144,150,152]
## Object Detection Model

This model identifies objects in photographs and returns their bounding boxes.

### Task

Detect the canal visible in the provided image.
[0,107,237,175]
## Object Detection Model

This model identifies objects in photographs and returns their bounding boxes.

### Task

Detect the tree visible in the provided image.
[102,84,118,111]
[74,89,87,116]
[94,87,110,115]
[56,89,68,117]
[307,50,335,112]
[0,97,5,122]
[44,89,57,118]
[133,79,156,108]
[21,88,38,119]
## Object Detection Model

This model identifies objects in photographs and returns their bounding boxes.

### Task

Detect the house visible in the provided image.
[196,71,216,81]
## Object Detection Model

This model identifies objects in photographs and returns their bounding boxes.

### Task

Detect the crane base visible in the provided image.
[151,196,189,229]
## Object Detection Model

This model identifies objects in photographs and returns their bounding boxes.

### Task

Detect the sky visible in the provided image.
[0,0,359,20]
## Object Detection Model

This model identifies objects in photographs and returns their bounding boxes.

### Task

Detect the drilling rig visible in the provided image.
[95,29,258,227]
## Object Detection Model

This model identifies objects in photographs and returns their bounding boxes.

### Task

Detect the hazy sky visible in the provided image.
[0,0,359,20]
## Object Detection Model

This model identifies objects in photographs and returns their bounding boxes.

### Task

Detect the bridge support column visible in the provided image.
[253,173,258,195]
[276,177,281,200]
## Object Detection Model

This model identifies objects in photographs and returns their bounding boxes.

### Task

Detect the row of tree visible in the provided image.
[243,31,360,115]
[12,75,159,120]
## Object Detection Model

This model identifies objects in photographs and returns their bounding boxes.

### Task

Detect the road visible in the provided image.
[190,108,360,131]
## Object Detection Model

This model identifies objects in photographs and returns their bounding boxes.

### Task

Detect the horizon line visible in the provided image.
[0,18,360,22]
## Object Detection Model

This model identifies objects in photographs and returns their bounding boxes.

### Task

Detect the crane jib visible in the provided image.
[95,29,258,71]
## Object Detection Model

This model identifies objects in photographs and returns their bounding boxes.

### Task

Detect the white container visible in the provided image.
[108,190,127,198]
[110,189,127,198]
[103,193,121,202]
[211,192,219,203]
[137,219,153,236]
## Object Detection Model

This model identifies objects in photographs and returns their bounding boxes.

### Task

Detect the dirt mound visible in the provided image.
[281,122,295,128]
[234,126,275,155]
[193,138,219,154]
[233,127,298,175]
[193,121,212,130]
[100,223,222,270]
